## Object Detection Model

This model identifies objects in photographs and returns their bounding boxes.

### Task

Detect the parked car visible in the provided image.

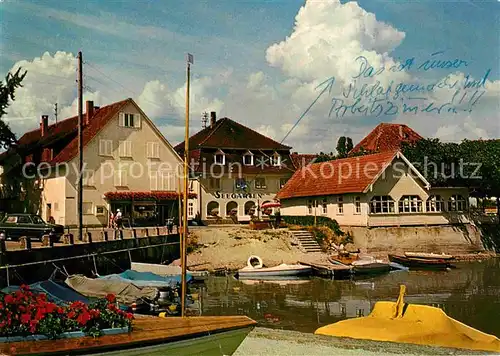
[0,214,64,242]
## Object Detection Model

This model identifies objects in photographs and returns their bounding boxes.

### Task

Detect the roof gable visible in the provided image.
[175,117,291,152]
[350,123,423,154]
[277,151,400,199]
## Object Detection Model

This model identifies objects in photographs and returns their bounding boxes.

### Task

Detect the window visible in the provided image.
[322,197,328,214]
[18,216,31,224]
[279,178,288,189]
[243,151,253,166]
[83,202,93,215]
[235,178,247,190]
[208,177,221,190]
[270,153,281,166]
[150,171,158,190]
[82,170,95,186]
[114,170,128,187]
[119,140,132,157]
[188,202,194,216]
[337,196,344,214]
[99,139,113,156]
[207,201,220,217]
[370,196,395,214]
[307,199,313,215]
[119,113,140,128]
[426,195,444,212]
[255,177,266,189]
[147,142,160,159]
[214,151,225,165]
[354,196,361,214]
[160,172,172,190]
[32,216,44,224]
[398,195,423,213]
[448,194,466,212]
[96,206,106,216]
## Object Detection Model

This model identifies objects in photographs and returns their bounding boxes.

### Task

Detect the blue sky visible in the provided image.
[1,0,499,151]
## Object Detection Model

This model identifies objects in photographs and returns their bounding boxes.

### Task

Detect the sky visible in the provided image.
[1,0,499,153]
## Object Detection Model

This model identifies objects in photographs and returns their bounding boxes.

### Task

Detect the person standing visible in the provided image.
[108,211,114,228]
[115,209,123,229]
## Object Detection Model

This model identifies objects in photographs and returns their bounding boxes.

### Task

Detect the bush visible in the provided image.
[281,215,345,236]
[0,285,133,339]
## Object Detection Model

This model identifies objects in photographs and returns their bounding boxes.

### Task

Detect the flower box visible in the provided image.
[0,327,129,343]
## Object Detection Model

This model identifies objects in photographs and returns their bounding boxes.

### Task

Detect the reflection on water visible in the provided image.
[198,259,500,337]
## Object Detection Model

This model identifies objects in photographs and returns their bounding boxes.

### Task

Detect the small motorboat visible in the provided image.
[351,259,391,275]
[131,261,209,281]
[404,252,454,260]
[388,254,453,270]
[315,285,500,353]
[236,256,312,280]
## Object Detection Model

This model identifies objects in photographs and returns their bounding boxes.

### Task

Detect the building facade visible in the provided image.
[176,113,296,223]
[0,98,193,226]
[277,151,470,227]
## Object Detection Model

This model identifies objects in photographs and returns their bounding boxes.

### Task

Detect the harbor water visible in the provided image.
[197,258,500,337]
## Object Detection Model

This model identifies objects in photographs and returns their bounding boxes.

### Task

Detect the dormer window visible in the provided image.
[270,152,281,166]
[243,150,254,166]
[214,149,225,165]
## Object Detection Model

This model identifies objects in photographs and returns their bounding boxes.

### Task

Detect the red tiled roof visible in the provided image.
[2,98,131,166]
[276,150,398,200]
[290,153,318,170]
[50,99,130,164]
[175,117,291,152]
[350,123,423,155]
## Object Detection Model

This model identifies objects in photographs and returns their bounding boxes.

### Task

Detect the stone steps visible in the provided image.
[291,230,322,253]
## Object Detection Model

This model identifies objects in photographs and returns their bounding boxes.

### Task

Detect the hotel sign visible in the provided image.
[212,191,265,199]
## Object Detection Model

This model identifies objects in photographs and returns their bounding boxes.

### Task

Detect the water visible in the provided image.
[196,259,500,337]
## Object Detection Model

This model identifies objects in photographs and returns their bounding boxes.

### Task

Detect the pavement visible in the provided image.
[233,328,491,356]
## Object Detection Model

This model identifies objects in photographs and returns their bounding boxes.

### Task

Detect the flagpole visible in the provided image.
[181,53,193,317]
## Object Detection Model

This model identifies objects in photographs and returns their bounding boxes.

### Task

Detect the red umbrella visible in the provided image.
[261,202,281,209]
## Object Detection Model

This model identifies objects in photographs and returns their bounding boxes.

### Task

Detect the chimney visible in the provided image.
[210,111,216,128]
[85,100,94,125]
[40,115,49,137]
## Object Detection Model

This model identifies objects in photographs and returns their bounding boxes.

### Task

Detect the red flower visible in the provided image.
[105,294,116,304]
[4,294,14,304]
[76,311,91,326]
[20,313,31,324]
[90,309,100,318]
[67,311,76,319]
[125,313,133,320]
[45,303,57,314]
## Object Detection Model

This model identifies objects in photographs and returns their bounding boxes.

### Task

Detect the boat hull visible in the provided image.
[388,254,451,270]
[89,327,253,356]
[237,267,312,279]
[404,252,454,260]
[352,263,391,275]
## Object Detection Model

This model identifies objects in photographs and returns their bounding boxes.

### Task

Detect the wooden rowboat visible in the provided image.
[404,252,454,260]
[351,260,391,275]
[1,316,256,356]
[388,254,452,270]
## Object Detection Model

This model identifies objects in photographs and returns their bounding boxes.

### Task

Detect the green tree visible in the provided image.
[346,137,353,153]
[336,136,347,158]
[0,67,27,149]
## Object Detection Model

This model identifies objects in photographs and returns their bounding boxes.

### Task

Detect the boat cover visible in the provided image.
[315,285,500,353]
[65,274,158,305]
[1,280,89,305]
[98,269,192,288]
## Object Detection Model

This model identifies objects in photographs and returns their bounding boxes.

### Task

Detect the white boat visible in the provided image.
[236,256,312,280]
[131,262,209,281]
[404,252,454,260]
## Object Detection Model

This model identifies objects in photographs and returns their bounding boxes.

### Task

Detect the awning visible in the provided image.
[261,202,280,209]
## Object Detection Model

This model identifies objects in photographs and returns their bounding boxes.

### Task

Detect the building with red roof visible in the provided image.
[175,112,297,223]
[0,98,191,227]
[349,123,423,155]
[277,150,470,227]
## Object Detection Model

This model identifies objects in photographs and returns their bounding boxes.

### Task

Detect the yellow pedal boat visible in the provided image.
[315,285,500,353]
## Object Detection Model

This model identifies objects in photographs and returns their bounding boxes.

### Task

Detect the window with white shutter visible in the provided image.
[147,142,160,159]
[119,112,140,128]
[150,171,158,190]
[119,141,132,157]
[134,114,141,128]
[114,170,128,187]
[82,202,93,215]
[161,172,171,190]
[82,170,95,186]
[99,140,113,156]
